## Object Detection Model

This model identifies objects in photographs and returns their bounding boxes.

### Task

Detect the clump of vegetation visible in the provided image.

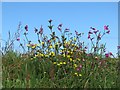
[1,19,120,88]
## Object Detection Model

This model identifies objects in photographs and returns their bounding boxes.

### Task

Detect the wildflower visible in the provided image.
[57,63,60,66]
[79,64,82,68]
[41,42,44,45]
[50,52,55,56]
[32,45,36,49]
[53,62,57,64]
[60,62,63,65]
[109,52,113,55]
[17,38,20,41]
[44,72,46,74]
[75,30,78,35]
[95,56,98,60]
[67,55,70,58]
[76,67,80,71]
[49,45,52,49]
[35,54,38,57]
[63,62,66,65]
[74,73,78,76]
[63,54,65,57]
[105,53,109,58]
[74,37,77,41]
[39,25,43,35]
[88,34,90,39]
[104,25,109,30]
[69,58,73,62]
[25,25,28,31]
[79,74,82,77]
[45,54,49,58]
[74,64,77,68]
[57,27,61,31]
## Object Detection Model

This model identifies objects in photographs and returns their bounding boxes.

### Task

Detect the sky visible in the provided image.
[2,2,118,56]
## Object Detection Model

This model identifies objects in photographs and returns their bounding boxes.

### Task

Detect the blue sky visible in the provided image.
[2,2,118,56]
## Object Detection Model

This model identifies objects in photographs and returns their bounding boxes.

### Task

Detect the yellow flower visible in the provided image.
[31,58,33,60]
[45,54,49,58]
[49,52,55,56]
[67,55,70,58]
[70,51,73,54]
[53,62,57,64]
[33,57,36,59]
[79,74,82,77]
[74,64,77,68]
[60,62,63,65]
[32,46,36,49]
[35,54,38,57]
[41,42,44,45]
[57,63,60,66]
[69,58,73,62]
[63,54,65,57]
[74,73,78,76]
[72,44,75,47]
[77,58,80,61]
[63,62,66,65]
[41,54,44,57]
[74,37,76,41]
[49,45,52,49]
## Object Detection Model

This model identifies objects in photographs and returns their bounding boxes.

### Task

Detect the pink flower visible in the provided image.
[109,52,113,55]
[39,25,43,35]
[104,25,109,30]
[88,34,90,39]
[76,67,80,71]
[79,64,82,68]
[17,38,20,41]
[57,27,62,32]
[75,30,78,35]
[25,25,28,31]
[105,53,109,58]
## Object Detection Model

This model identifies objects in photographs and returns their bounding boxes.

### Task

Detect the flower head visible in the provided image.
[39,25,43,35]
[104,25,109,30]
[17,38,20,41]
